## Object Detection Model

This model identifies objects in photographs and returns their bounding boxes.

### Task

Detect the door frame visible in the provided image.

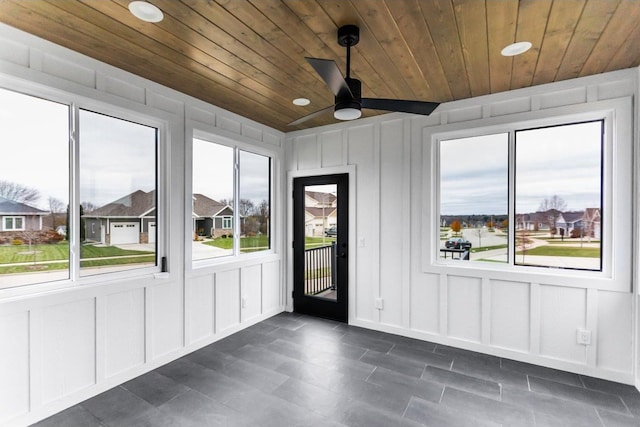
[287,165,356,323]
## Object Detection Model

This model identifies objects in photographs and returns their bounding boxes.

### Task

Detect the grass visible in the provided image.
[470,244,508,253]
[203,235,270,251]
[515,245,600,258]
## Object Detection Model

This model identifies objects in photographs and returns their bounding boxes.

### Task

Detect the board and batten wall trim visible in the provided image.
[286,67,639,385]
[0,23,285,426]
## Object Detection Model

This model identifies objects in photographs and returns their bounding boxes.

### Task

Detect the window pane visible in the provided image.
[192,139,234,260]
[0,88,69,288]
[239,150,270,253]
[439,133,508,263]
[515,121,602,271]
[79,110,157,276]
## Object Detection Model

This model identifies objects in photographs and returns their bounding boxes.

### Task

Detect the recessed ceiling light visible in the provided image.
[293,98,310,106]
[128,1,164,23]
[334,107,361,121]
[501,41,532,57]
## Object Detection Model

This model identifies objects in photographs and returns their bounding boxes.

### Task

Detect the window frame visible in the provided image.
[423,98,632,291]
[3,216,26,231]
[189,128,276,269]
[0,81,169,295]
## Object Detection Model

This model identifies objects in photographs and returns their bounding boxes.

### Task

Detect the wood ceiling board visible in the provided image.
[418,0,471,99]
[510,0,552,90]
[554,0,619,81]
[486,0,518,94]
[385,0,452,101]
[452,0,490,97]
[581,0,640,76]
[531,0,586,86]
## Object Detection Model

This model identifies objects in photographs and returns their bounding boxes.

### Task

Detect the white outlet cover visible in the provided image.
[576,328,592,345]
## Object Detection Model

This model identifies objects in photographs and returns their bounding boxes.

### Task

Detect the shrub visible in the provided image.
[11,239,23,245]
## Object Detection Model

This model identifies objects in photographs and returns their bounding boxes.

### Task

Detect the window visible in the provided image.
[0,86,161,290]
[3,216,25,231]
[79,110,157,277]
[438,120,604,272]
[192,137,271,263]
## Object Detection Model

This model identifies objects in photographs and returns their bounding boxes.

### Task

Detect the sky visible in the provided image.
[440,121,602,216]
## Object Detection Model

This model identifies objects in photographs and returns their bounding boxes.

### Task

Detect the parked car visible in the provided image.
[445,237,472,250]
[325,226,337,237]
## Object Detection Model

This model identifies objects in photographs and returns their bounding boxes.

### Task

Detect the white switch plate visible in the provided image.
[358,238,366,248]
[241,297,247,308]
[576,328,592,345]
[375,298,384,310]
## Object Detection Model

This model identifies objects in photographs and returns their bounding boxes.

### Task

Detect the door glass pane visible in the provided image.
[439,133,509,263]
[515,121,603,271]
[0,88,69,289]
[239,150,270,253]
[79,109,157,276]
[192,139,234,260]
[303,184,337,299]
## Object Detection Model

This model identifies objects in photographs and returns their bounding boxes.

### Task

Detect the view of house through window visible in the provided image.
[192,138,271,262]
[0,88,70,288]
[439,120,603,271]
[79,109,158,276]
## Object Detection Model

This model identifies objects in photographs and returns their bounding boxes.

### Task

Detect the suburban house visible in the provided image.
[83,190,156,245]
[304,190,336,236]
[2,3,640,426]
[192,193,233,238]
[0,196,46,234]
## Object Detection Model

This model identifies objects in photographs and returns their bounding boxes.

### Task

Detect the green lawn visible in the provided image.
[470,244,508,253]
[304,236,335,249]
[515,245,600,258]
[203,235,271,251]
[0,242,155,275]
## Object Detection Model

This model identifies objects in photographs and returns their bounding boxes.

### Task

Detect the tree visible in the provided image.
[538,195,567,238]
[450,220,461,235]
[501,219,508,229]
[0,180,40,204]
[81,201,97,213]
[256,199,269,234]
[238,198,255,216]
[48,197,65,228]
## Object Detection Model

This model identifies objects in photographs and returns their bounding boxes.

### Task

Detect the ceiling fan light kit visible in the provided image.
[290,25,439,126]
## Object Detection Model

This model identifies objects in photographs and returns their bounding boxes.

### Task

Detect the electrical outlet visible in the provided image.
[241,297,247,309]
[358,238,366,248]
[375,298,384,310]
[576,328,592,345]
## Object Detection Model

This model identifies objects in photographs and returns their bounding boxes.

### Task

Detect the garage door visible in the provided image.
[110,222,139,245]
[148,222,156,243]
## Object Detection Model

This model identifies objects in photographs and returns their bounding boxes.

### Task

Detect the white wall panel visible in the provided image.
[241,265,262,322]
[42,299,96,403]
[320,130,343,167]
[539,286,586,363]
[379,119,405,327]
[296,134,319,170]
[262,261,281,313]
[216,269,241,333]
[348,124,376,322]
[100,75,146,104]
[105,289,145,377]
[151,282,183,359]
[42,54,96,88]
[538,87,586,109]
[447,276,482,342]
[188,275,215,344]
[490,280,530,352]
[0,35,29,66]
[0,311,29,423]
[217,115,242,134]
[597,291,632,373]
[410,273,440,333]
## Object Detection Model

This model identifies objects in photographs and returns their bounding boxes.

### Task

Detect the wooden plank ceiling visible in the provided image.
[1,0,639,132]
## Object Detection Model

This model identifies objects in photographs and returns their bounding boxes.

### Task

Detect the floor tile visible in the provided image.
[597,408,640,427]
[121,371,189,407]
[33,405,104,427]
[232,343,290,370]
[420,365,501,400]
[158,389,253,427]
[217,357,290,393]
[501,358,584,387]
[273,376,351,416]
[366,366,444,403]
[404,396,501,427]
[450,354,529,389]
[389,344,454,370]
[81,386,156,426]
[360,349,426,378]
[335,400,424,427]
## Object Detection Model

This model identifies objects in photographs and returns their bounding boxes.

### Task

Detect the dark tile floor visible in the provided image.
[35,312,640,427]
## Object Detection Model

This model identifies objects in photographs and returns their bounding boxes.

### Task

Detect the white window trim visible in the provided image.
[422,97,632,292]
[188,126,277,271]
[3,216,26,231]
[222,216,232,229]
[0,80,170,297]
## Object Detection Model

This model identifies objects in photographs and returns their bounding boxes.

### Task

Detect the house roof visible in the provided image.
[306,191,336,205]
[87,190,155,218]
[0,196,47,215]
[3,2,639,131]
[193,194,232,218]
[560,211,585,224]
[305,207,336,218]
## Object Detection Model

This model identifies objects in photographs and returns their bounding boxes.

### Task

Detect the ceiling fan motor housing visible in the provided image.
[335,77,362,113]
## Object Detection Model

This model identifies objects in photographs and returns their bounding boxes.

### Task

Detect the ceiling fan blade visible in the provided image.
[361,98,439,116]
[306,58,353,99]
[288,105,335,127]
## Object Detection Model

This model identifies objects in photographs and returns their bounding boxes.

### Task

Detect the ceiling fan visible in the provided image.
[289,25,440,126]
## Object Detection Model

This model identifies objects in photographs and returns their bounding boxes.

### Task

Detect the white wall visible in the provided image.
[287,67,639,385]
[0,24,285,426]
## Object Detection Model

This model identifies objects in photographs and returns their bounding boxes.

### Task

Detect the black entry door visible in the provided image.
[293,174,348,322]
